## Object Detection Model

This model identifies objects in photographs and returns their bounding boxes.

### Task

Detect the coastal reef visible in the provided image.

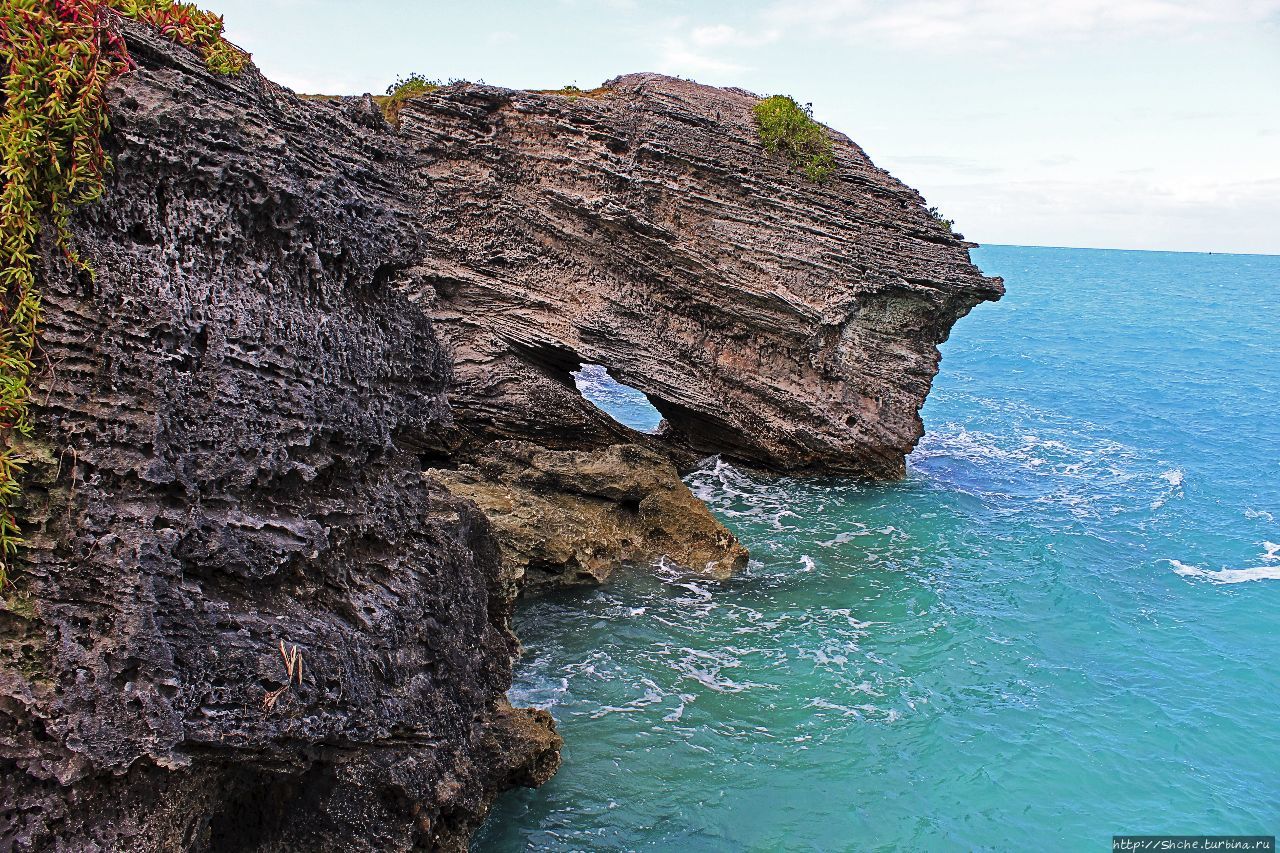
[0,18,1001,852]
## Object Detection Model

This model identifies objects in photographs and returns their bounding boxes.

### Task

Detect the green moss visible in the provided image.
[385,73,441,100]
[751,95,836,182]
[531,84,610,100]
[3,590,36,621]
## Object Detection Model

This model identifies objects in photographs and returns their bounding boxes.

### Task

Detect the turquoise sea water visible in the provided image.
[476,245,1280,851]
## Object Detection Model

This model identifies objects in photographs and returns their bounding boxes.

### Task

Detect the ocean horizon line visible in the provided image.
[980,242,1279,259]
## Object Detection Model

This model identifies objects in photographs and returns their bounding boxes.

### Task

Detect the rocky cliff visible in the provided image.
[0,26,559,852]
[406,73,1002,477]
[0,20,1000,853]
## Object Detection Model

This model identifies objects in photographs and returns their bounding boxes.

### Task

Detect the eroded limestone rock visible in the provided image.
[402,74,1003,477]
[1,24,556,853]
[432,442,748,593]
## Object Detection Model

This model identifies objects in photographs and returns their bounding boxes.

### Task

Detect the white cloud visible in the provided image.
[763,0,1280,49]
[918,174,1280,254]
[689,24,780,48]
[655,21,780,78]
[267,71,381,96]
[656,36,748,76]
[646,0,1279,80]
[555,0,637,9]
[689,23,743,47]
[884,154,1005,175]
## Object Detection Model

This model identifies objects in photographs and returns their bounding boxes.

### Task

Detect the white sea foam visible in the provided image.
[1151,468,1186,509]
[913,424,1153,519]
[820,528,870,546]
[826,608,873,630]
[684,456,757,504]
[807,697,862,717]
[589,705,643,718]
[662,693,696,723]
[508,674,570,710]
[684,455,815,532]
[1169,559,1280,584]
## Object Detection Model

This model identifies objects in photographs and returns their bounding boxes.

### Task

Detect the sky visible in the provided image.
[207,1,1280,255]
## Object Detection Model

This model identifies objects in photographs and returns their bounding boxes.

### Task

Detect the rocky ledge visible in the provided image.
[0,20,1000,853]
[433,442,748,594]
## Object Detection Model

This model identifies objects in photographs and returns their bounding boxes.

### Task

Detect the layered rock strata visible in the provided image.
[404,74,1003,477]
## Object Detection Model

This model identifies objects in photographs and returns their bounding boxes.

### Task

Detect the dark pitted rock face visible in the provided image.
[1,16,997,853]
[400,73,1003,477]
[0,24,556,853]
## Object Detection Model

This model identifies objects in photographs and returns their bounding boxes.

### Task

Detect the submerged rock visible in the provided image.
[432,442,748,593]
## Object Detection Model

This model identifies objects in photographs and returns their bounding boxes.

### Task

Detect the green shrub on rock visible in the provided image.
[927,205,956,232]
[752,95,836,182]
[378,73,441,123]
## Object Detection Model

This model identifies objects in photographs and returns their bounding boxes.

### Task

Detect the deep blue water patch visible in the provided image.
[476,246,1280,851]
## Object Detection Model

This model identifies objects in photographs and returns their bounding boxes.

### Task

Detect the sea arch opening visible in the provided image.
[570,364,664,434]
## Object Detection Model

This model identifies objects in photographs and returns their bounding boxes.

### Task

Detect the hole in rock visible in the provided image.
[570,364,664,434]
